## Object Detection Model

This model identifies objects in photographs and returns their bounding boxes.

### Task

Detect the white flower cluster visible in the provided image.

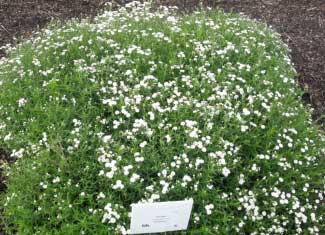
[0,1,324,235]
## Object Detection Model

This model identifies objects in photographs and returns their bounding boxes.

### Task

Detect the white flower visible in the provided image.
[134,152,145,162]
[165,135,171,143]
[166,16,177,23]
[40,182,47,189]
[238,174,245,185]
[130,173,140,183]
[135,156,144,162]
[241,125,249,132]
[4,133,12,141]
[102,135,112,143]
[52,177,60,184]
[139,141,147,148]
[123,165,133,176]
[112,180,124,190]
[97,192,106,199]
[182,175,192,182]
[102,203,120,224]
[205,204,214,215]
[222,167,231,177]
[18,98,27,107]
[177,51,186,58]
[148,111,155,120]
[242,108,250,116]
[189,130,199,138]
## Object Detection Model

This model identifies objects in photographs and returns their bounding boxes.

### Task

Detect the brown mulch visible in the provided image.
[0,0,324,234]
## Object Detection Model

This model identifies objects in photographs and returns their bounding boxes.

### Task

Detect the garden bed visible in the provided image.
[0,0,324,234]
[1,1,324,119]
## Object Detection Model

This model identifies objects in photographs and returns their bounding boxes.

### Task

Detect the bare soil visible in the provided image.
[0,0,324,233]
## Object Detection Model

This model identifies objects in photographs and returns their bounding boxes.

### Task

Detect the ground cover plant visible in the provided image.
[0,1,324,234]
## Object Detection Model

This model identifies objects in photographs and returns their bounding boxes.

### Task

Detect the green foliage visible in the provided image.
[0,2,324,235]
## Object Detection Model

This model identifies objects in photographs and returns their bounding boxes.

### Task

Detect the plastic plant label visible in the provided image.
[129,199,193,234]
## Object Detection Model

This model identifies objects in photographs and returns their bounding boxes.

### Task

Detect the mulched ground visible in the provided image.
[0,0,324,233]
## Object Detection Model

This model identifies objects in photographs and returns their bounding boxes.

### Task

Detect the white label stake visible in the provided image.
[129,199,193,234]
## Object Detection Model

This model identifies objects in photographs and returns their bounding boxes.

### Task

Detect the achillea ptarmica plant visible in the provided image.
[0,1,324,234]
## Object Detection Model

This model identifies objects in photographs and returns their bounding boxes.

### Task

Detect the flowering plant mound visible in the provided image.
[0,2,324,235]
